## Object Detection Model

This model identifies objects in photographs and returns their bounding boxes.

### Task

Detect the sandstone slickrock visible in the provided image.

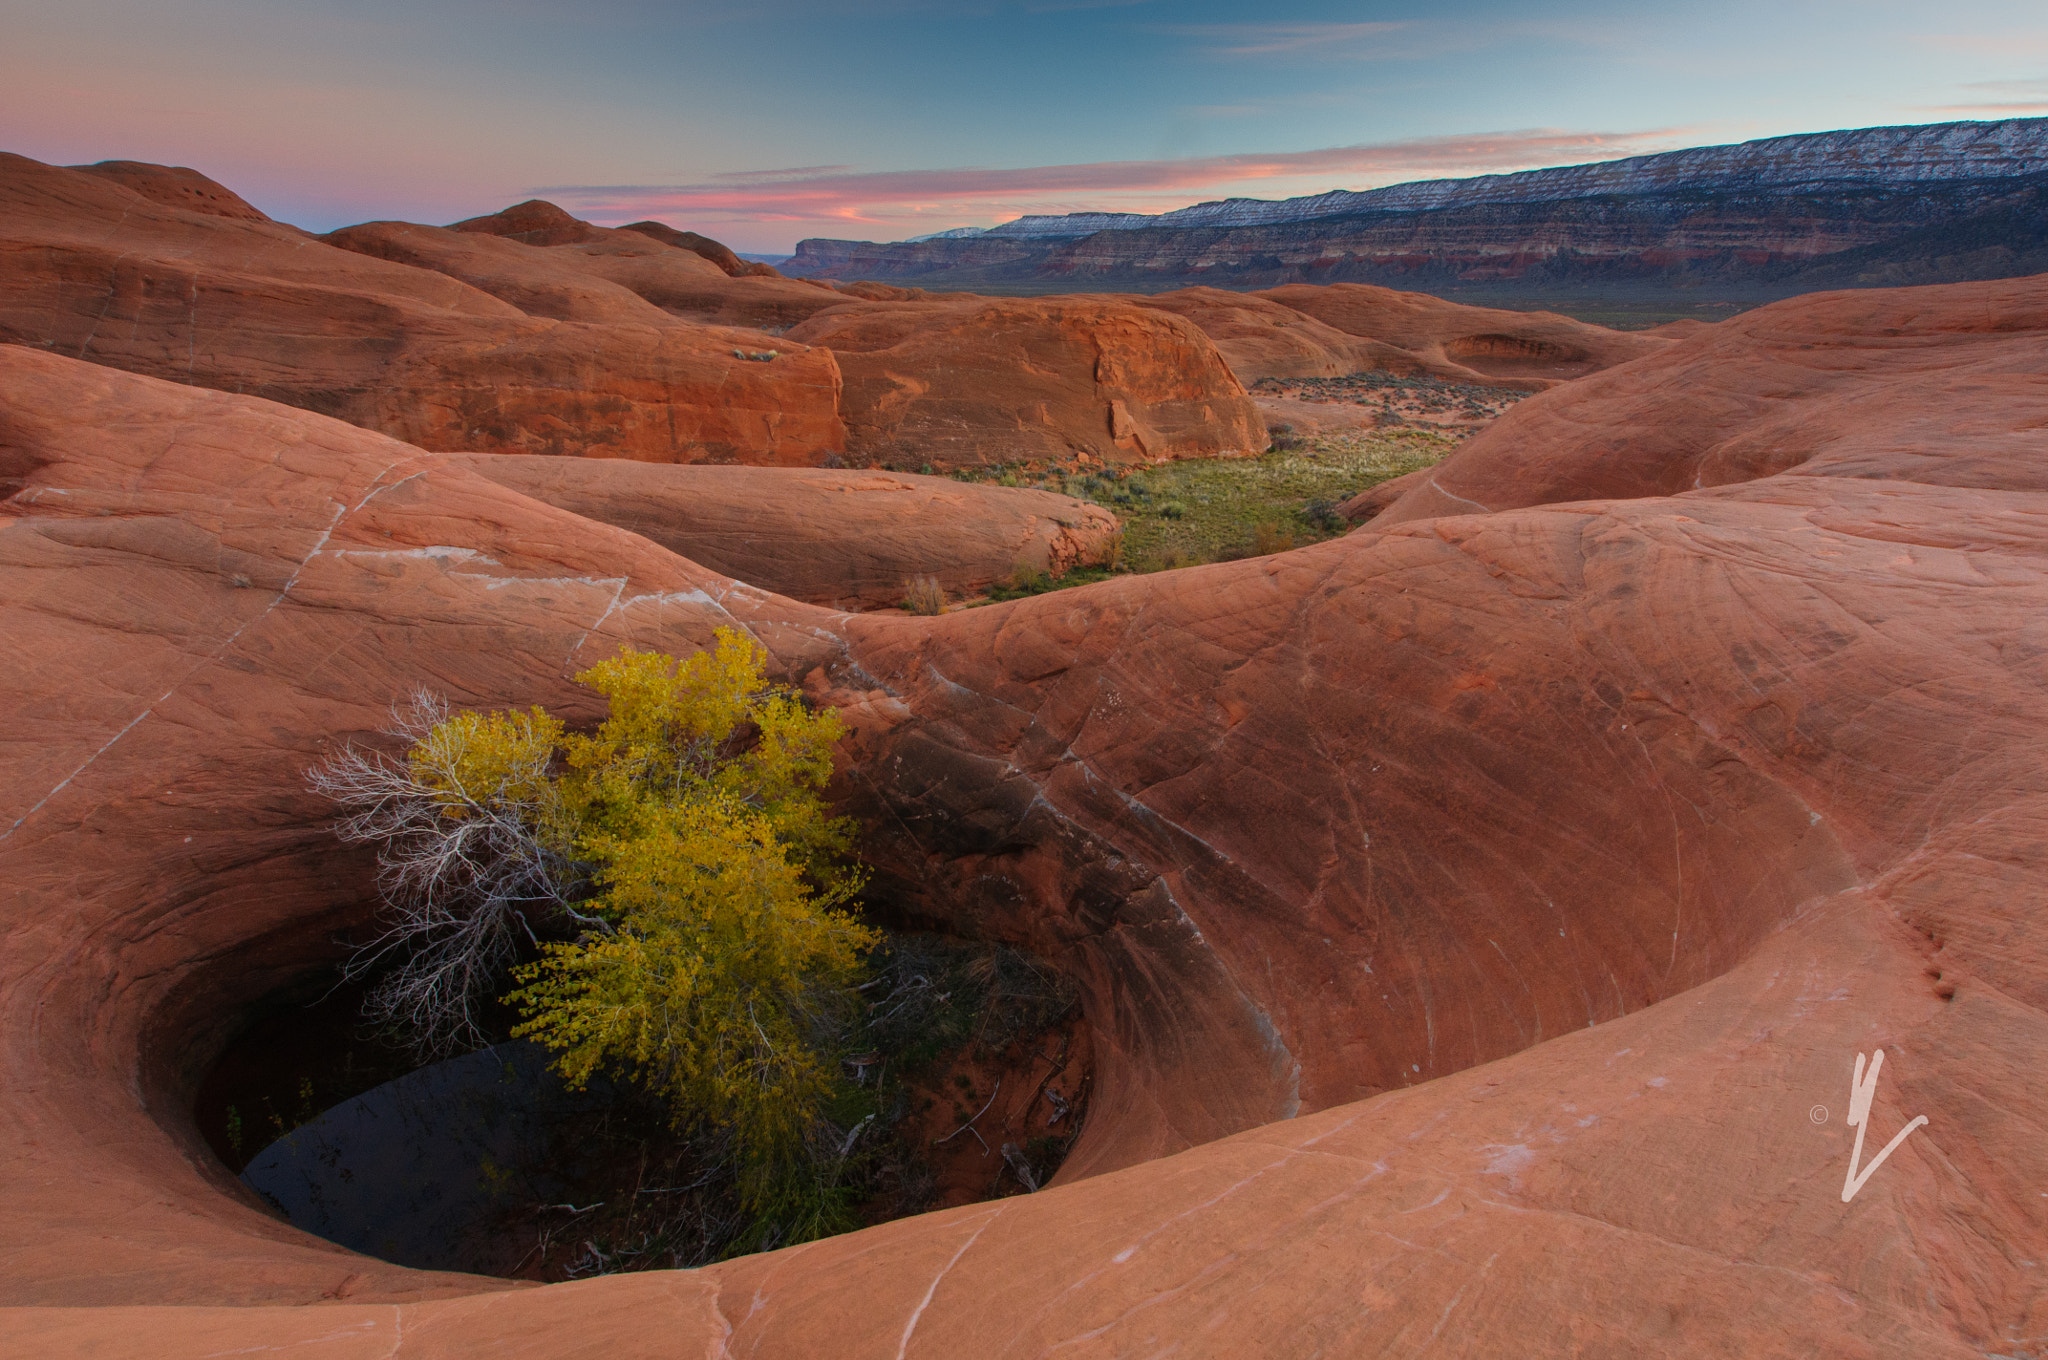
[1,158,1265,470]
[456,454,1121,609]
[6,264,2048,1355]
[1115,286,1428,382]
[1372,272,2048,525]
[70,160,274,223]
[783,296,1263,467]
[323,219,698,329]
[0,154,847,463]
[1253,282,1670,383]
[1112,282,1667,392]
[618,219,784,278]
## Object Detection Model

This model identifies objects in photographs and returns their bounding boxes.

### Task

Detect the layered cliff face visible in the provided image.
[788,119,2048,299]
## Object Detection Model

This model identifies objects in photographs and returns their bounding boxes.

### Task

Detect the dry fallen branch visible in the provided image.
[933,1078,1001,1146]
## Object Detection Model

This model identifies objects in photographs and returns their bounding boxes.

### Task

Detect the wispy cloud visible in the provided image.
[1915,76,2048,115]
[538,126,1693,239]
[1164,21,1409,58]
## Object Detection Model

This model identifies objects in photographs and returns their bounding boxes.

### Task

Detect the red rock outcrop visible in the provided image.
[1373,272,2048,525]
[324,220,698,328]
[1,159,1261,471]
[1126,285,1512,384]
[450,198,604,247]
[1256,281,1670,383]
[6,258,2048,1355]
[70,160,274,222]
[784,296,1263,468]
[442,199,856,326]
[457,455,1120,608]
[618,220,783,278]
[0,153,847,463]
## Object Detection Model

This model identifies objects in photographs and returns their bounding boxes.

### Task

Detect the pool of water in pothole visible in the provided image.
[198,948,1092,1279]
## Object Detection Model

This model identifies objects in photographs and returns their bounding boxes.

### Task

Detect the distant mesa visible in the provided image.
[785,117,2048,303]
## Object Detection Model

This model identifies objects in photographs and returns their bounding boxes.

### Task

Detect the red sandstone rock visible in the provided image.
[1127,286,1436,382]
[784,296,1263,468]
[7,264,2048,1352]
[618,220,782,278]
[342,201,857,331]
[70,160,275,222]
[324,220,696,328]
[0,153,848,463]
[1257,281,1669,384]
[456,455,1121,609]
[450,198,602,247]
[0,159,1400,474]
[1373,273,2048,525]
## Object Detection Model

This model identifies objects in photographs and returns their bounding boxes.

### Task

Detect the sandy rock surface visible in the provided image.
[1374,273,2048,525]
[0,153,848,463]
[5,261,2048,1354]
[0,155,1272,472]
[458,455,1120,609]
[785,296,1263,468]
[1258,282,1670,383]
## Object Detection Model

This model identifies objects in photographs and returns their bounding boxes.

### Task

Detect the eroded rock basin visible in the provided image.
[5,271,2048,1356]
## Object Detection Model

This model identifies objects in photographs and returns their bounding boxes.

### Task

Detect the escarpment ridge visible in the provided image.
[788,117,2048,300]
[5,261,2048,1354]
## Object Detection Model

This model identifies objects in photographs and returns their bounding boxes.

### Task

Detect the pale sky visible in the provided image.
[6,0,2047,251]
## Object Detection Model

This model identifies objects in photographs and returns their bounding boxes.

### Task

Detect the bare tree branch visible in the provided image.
[308,689,595,1057]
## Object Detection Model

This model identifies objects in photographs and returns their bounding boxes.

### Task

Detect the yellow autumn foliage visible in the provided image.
[485,630,876,1207]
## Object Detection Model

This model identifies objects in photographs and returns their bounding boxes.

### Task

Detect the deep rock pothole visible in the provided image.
[193,934,1094,1280]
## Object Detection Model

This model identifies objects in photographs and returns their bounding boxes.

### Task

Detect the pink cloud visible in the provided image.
[537,126,1694,242]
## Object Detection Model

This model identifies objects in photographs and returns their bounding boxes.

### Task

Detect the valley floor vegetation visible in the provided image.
[299,631,1088,1264]
[938,428,1452,607]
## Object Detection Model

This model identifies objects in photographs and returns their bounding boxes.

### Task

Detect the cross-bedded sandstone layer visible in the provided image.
[0,154,1264,470]
[3,267,2047,1356]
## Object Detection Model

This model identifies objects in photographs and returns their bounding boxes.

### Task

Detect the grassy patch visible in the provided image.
[950,430,1451,602]
[1113,430,1451,569]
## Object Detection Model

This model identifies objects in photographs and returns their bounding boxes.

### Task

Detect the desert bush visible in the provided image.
[1009,563,1050,594]
[902,575,948,615]
[1253,522,1295,555]
[1267,422,1306,453]
[1299,498,1347,534]
[312,630,875,1236]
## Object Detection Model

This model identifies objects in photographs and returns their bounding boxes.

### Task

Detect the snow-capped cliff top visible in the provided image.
[949,118,2048,241]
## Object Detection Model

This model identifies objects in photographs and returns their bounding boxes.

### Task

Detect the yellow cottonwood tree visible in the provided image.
[513,631,874,1210]
[317,628,873,1227]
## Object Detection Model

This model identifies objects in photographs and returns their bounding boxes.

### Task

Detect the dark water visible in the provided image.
[240,1041,599,1272]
